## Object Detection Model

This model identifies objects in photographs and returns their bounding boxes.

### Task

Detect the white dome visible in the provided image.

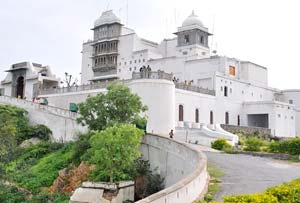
[182,11,204,27]
[94,10,121,27]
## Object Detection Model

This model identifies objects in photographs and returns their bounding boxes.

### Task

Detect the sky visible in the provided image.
[0,0,299,89]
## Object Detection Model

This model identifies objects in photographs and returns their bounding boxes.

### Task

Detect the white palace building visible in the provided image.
[1,10,300,144]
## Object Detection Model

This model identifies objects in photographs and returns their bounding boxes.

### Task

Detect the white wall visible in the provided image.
[281,90,300,137]
[81,42,94,85]
[0,96,87,141]
[175,89,216,125]
[129,79,175,136]
[138,134,208,203]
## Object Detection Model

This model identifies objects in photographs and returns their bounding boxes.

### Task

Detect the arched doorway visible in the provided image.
[210,111,213,124]
[179,105,184,121]
[16,76,24,98]
[225,112,229,124]
[195,109,199,123]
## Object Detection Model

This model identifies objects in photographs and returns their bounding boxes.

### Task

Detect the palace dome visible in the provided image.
[182,11,204,27]
[94,10,121,27]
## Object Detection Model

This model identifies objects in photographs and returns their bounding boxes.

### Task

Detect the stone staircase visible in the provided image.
[175,123,238,146]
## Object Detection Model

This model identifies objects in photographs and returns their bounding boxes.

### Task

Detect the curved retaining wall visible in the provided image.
[138,134,209,203]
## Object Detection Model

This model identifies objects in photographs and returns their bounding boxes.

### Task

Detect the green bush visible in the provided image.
[211,138,231,150]
[223,193,278,203]
[0,183,26,203]
[222,179,300,203]
[266,179,300,203]
[244,138,263,152]
[269,138,300,155]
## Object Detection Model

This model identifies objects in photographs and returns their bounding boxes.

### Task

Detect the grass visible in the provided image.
[197,162,224,203]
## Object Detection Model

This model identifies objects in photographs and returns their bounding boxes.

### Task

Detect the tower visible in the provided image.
[174,11,212,59]
[90,10,123,82]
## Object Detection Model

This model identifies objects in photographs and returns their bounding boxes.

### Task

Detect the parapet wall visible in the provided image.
[138,134,209,203]
[0,96,87,142]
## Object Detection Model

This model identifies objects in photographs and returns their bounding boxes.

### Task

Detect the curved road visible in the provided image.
[196,147,300,201]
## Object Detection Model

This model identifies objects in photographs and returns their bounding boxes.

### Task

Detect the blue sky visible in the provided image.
[1,0,299,89]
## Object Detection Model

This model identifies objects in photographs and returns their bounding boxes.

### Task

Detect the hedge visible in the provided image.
[222,179,300,203]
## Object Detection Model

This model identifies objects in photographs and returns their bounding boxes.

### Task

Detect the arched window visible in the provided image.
[210,111,213,124]
[237,115,240,126]
[179,105,184,121]
[224,86,228,97]
[195,109,199,123]
[225,112,229,124]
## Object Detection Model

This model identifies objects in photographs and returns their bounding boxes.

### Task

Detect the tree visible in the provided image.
[88,124,144,183]
[0,104,29,143]
[0,114,17,162]
[77,83,148,131]
[61,72,78,88]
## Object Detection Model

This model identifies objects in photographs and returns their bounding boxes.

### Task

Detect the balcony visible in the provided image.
[92,64,117,73]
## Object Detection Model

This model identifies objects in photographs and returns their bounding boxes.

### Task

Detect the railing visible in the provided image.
[39,71,215,96]
[175,82,215,96]
[132,70,173,80]
[40,79,132,95]
[0,95,78,120]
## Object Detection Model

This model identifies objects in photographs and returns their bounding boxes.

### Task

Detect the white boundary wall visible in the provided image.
[138,134,209,203]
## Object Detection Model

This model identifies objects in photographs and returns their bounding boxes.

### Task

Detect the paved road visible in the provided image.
[203,151,300,201]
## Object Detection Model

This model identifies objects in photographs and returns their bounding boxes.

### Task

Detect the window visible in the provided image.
[237,115,240,126]
[179,105,184,121]
[195,109,199,123]
[225,112,229,124]
[278,114,281,118]
[210,111,213,124]
[291,116,294,120]
[229,66,236,76]
[200,36,204,44]
[230,88,232,94]
[220,86,223,91]
[289,100,293,104]
[129,67,132,71]
[184,35,190,43]
[143,59,145,62]
[224,86,228,97]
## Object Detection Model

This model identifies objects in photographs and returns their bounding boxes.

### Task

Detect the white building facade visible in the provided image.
[80,10,299,138]
[0,62,60,100]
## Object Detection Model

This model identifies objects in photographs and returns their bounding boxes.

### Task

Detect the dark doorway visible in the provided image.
[210,111,213,124]
[247,114,269,128]
[195,109,199,123]
[237,115,240,126]
[225,112,229,124]
[179,105,184,121]
[16,76,24,98]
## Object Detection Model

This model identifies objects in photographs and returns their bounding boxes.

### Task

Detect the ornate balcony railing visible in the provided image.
[40,71,215,96]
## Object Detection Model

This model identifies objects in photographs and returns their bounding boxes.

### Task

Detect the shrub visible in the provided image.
[266,179,300,203]
[223,193,278,203]
[269,138,300,155]
[211,138,231,150]
[244,137,263,152]
[222,179,300,203]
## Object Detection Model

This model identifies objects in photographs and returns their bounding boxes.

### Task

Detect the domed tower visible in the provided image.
[174,11,212,59]
[91,10,123,81]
